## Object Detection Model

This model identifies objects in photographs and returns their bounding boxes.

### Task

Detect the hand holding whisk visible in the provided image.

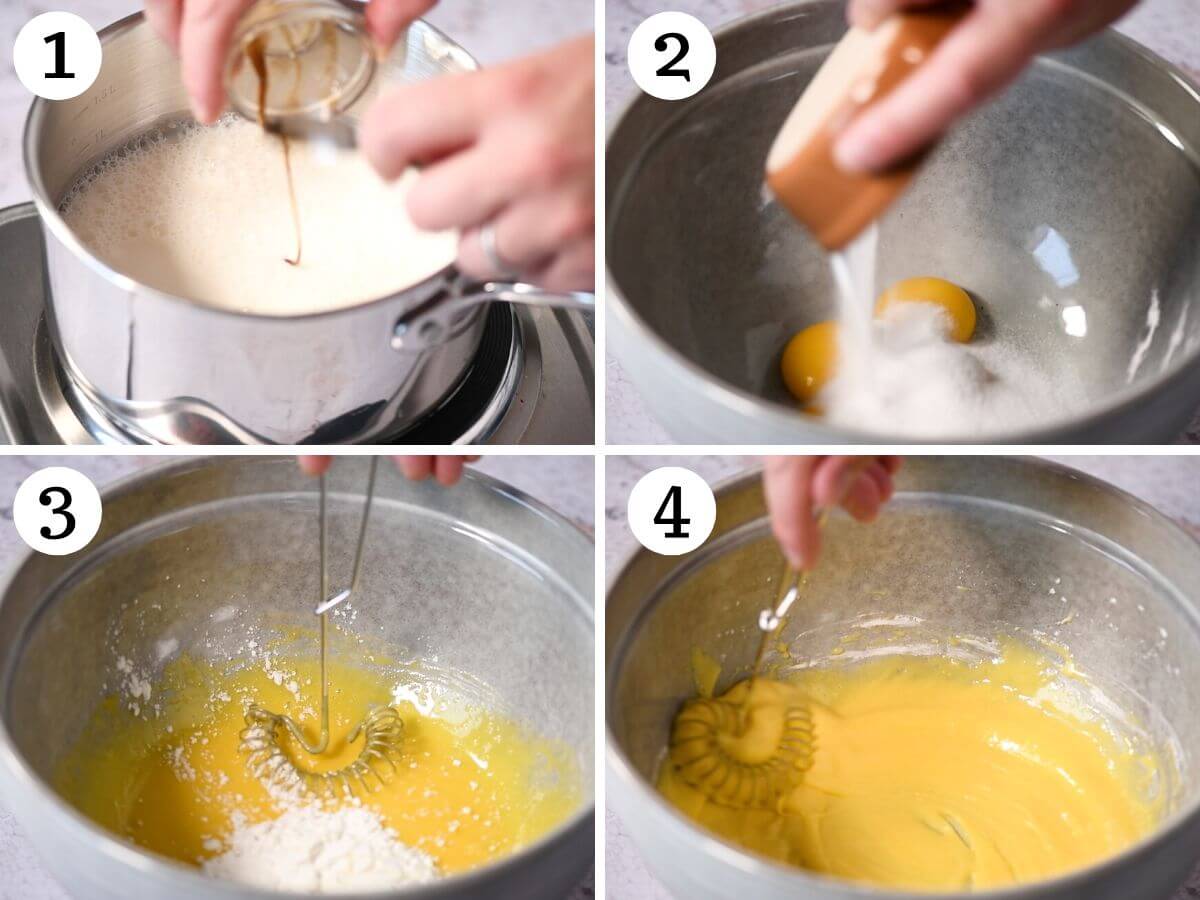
[240,457,406,798]
[669,458,892,810]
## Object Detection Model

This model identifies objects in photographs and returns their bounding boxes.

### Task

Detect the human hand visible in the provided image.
[834,0,1139,173]
[144,0,436,124]
[298,455,480,486]
[763,456,901,570]
[361,36,595,291]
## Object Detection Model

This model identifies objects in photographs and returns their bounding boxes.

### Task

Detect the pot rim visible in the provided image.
[22,8,471,324]
[605,455,1200,898]
[0,455,596,899]
[605,0,1200,444]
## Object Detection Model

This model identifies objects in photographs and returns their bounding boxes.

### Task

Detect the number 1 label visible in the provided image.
[13,12,102,100]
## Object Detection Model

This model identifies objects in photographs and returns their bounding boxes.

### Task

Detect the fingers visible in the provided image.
[456,188,594,282]
[303,456,480,483]
[834,2,1057,172]
[811,456,898,523]
[524,240,595,292]
[179,0,256,123]
[365,0,437,51]
[392,456,479,486]
[763,456,821,571]
[846,0,945,29]
[145,0,183,52]
[360,74,491,180]
[405,144,530,232]
[297,456,332,476]
[433,457,465,486]
[395,456,433,481]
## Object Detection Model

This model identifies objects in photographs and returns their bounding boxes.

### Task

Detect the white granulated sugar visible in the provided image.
[823,302,1084,438]
[204,804,440,893]
[821,225,1087,438]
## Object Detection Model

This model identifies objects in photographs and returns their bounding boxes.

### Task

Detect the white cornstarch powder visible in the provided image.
[203,804,440,893]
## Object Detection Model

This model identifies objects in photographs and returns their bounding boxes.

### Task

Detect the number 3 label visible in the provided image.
[628,467,716,555]
[13,467,102,556]
[627,12,716,101]
[13,12,102,101]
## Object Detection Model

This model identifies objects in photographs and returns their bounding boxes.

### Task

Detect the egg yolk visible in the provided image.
[780,276,976,407]
[875,276,976,343]
[780,320,839,404]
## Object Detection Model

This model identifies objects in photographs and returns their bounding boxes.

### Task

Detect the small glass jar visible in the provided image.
[224,0,376,128]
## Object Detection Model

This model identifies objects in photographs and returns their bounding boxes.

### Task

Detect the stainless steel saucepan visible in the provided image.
[24,10,593,444]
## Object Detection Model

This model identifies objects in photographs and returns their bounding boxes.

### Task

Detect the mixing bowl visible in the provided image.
[607,1,1200,443]
[24,12,593,445]
[607,457,1200,899]
[0,457,594,899]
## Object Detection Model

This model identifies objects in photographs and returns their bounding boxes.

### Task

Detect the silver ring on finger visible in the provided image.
[480,221,519,280]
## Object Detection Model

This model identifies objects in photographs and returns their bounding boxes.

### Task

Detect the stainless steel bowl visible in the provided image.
[24,12,593,445]
[607,458,1200,899]
[0,457,594,899]
[607,1,1200,443]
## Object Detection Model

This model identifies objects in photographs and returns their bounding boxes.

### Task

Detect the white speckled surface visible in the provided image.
[0,453,594,900]
[605,454,1200,898]
[604,0,1200,446]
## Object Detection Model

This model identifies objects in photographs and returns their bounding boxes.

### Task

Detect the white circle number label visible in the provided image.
[627,12,716,101]
[13,467,102,555]
[628,467,716,555]
[13,12,102,101]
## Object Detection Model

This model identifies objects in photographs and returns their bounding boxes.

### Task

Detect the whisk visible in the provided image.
[240,457,405,797]
[669,562,818,809]
[670,461,873,809]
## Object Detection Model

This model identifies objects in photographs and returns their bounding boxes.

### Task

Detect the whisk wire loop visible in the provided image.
[239,458,403,797]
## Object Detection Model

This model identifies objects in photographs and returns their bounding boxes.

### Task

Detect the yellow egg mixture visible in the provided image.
[57,655,581,873]
[660,641,1163,892]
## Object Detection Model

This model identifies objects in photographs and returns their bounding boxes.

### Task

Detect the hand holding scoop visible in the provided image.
[765,3,968,250]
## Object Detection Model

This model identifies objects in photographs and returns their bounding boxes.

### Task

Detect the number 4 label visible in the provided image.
[13,467,103,556]
[628,467,716,555]
[627,12,716,101]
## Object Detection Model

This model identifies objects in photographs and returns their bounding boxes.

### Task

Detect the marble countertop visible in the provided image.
[0,0,591,209]
[605,454,1200,898]
[604,0,1200,445]
[0,453,594,900]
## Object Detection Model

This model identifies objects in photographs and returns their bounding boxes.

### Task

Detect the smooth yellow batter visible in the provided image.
[659,642,1162,892]
[57,654,580,873]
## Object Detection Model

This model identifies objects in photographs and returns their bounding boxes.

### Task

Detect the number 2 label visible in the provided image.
[654,32,691,81]
[627,13,716,101]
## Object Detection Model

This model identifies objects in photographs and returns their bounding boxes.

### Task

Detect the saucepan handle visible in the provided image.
[391,280,595,351]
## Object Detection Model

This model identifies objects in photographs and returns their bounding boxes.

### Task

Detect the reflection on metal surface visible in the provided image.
[1128,289,1162,383]
[1028,225,1080,288]
[0,203,591,445]
[1062,305,1088,338]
